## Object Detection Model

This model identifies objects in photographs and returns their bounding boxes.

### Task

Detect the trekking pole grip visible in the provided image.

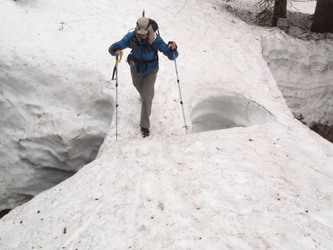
[115,50,123,63]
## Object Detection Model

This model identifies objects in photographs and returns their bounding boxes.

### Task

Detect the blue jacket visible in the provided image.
[109,32,179,74]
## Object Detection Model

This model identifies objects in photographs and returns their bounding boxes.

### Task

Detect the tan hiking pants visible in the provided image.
[130,64,158,129]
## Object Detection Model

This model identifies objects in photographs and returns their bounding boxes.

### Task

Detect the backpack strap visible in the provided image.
[127,34,159,65]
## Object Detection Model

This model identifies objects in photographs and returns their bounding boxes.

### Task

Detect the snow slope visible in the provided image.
[0,0,333,249]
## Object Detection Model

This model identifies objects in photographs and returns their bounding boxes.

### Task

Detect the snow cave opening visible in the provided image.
[190,94,275,133]
[0,94,113,218]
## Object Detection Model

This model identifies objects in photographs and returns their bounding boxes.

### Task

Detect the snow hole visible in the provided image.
[190,94,275,133]
[0,67,113,215]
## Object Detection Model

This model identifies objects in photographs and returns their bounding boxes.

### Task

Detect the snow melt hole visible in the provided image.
[0,95,113,216]
[191,94,275,133]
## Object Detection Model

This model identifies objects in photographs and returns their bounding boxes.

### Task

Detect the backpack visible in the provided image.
[142,10,159,34]
[148,18,159,34]
[127,17,159,67]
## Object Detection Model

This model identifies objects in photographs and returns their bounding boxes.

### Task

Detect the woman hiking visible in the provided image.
[109,17,179,138]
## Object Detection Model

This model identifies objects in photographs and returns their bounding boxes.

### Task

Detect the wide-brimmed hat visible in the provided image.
[136,17,149,35]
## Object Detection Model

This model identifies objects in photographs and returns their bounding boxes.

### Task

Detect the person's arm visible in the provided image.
[155,35,179,60]
[108,32,134,56]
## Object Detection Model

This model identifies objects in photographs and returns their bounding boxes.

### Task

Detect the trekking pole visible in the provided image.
[172,50,188,134]
[112,50,123,141]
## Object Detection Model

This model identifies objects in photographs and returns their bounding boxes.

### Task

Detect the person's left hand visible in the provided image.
[169,42,178,51]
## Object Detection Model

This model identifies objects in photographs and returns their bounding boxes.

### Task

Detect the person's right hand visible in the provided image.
[112,45,121,55]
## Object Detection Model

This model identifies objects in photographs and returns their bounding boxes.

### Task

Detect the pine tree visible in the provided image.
[256,0,287,27]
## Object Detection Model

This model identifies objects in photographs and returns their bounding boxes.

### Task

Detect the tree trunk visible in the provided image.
[311,0,333,33]
[272,0,287,27]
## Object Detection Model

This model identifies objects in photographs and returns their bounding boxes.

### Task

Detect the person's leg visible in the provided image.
[130,64,158,130]
[140,70,157,129]
[130,64,143,95]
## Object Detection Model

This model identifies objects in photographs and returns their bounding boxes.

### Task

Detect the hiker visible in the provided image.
[109,17,179,138]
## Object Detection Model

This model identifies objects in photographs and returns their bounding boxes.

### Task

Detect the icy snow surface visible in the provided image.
[0,0,333,249]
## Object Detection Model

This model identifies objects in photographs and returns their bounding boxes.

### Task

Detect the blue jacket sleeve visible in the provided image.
[154,35,179,60]
[108,32,134,56]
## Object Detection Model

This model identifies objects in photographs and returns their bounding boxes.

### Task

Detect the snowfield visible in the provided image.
[0,0,332,249]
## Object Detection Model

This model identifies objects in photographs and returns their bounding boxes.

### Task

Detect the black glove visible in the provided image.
[168,41,177,51]
[112,45,121,55]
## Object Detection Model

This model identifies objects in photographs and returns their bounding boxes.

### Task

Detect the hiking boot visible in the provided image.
[141,127,150,138]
